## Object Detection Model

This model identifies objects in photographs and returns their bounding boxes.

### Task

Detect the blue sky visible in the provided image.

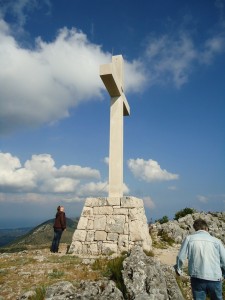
[0,0,224,228]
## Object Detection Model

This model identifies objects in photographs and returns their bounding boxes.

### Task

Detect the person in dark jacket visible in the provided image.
[50,206,66,253]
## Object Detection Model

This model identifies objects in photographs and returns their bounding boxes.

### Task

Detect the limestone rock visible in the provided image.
[19,290,36,300]
[154,212,225,245]
[122,246,184,300]
[44,280,123,300]
[45,281,75,300]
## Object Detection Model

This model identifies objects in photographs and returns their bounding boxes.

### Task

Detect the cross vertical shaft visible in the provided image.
[100,55,130,197]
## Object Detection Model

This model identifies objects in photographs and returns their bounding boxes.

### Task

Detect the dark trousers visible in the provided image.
[51,228,63,253]
[191,277,223,300]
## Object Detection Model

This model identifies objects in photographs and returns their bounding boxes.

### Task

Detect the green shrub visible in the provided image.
[48,268,64,279]
[106,255,127,297]
[91,258,108,272]
[156,215,169,224]
[158,230,175,246]
[30,286,46,300]
[174,208,196,221]
[0,246,28,253]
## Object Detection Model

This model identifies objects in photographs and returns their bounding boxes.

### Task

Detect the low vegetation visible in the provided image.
[31,287,46,300]
[105,255,127,297]
[155,215,169,224]
[174,207,196,221]
[0,245,102,299]
[157,230,175,246]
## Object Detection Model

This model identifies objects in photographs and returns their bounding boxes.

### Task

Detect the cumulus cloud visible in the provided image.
[78,181,129,198]
[0,16,146,136]
[103,157,109,165]
[0,153,36,191]
[0,0,51,29]
[197,195,209,203]
[143,196,155,209]
[145,31,225,88]
[168,185,177,191]
[56,165,100,179]
[127,158,179,182]
[0,152,100,196]
[1,0,225,135]
[78,181,108,197]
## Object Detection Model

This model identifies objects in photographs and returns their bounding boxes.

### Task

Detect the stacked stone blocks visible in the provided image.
[69,196,152,256]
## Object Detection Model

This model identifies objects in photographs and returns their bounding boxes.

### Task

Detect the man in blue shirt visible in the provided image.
[175,218,225,300]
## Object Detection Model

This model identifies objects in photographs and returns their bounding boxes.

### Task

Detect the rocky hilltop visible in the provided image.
[0,217,78,251]
[152,211,225,244]
[0,211,224,300]
[47,245,185,300]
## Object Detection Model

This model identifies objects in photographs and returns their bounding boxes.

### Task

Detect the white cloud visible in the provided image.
[145,31,225,88]
[0,19,146,135]
[78,181,108,197]
[197,195,208,203]
[0,152,36,191]
[143,196,155,209]
[78,181,129,197]
[103,157,109,165]
[124,59,147,92]
[0,152,100,195]
[1,3,225,135]
[1,1,225,137]
[0,151,131,203]
[168,185,177,191]
[200,36,225,64]
[127,158,179,182]
[145,33,197,87]
[0,0,51,29]
[56,165,100,179]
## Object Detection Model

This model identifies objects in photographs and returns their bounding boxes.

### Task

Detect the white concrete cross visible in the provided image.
[100,55,130,197]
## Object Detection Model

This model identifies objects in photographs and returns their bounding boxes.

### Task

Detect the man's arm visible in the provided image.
[219,241,225,277]
[174,236,189,275]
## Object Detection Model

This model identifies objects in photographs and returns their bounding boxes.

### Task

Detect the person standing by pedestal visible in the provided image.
[50,206,66,253]
[175,218,225,300]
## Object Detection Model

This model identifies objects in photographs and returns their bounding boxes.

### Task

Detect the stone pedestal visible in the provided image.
[69,196,152,257]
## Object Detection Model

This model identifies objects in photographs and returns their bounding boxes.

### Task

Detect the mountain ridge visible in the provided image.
[0,217,78,250]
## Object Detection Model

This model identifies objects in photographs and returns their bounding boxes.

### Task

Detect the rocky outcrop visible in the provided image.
[19,246,183,299]
[153,212,225,244]
[69,197,152,256]
[44,280,124,300]
[19,280,123,300]
[123,246,184,300]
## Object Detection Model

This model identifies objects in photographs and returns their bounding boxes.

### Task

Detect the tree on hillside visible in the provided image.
[156,215,169,224]
[174,207,196,220]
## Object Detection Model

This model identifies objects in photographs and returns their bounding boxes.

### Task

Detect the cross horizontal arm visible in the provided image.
[122,93,130,116]
[100,63,130,116]
[100,63,122,97]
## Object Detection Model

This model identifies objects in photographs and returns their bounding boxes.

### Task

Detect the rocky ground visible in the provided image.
[2,211,225,299]
[154,244,180,266]
[0,244,102,300]
[0,243,192,300]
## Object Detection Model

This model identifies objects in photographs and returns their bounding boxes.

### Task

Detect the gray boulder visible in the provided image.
[44,280,123,300]
[19,290,37,300]
[45,281,76,299]
[122,246,184,299]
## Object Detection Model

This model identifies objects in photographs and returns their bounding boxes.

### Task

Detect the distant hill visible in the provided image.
[0,227,32,247]
[0,217,78,250]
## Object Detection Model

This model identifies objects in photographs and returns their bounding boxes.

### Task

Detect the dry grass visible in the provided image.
[0,244,104,299]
